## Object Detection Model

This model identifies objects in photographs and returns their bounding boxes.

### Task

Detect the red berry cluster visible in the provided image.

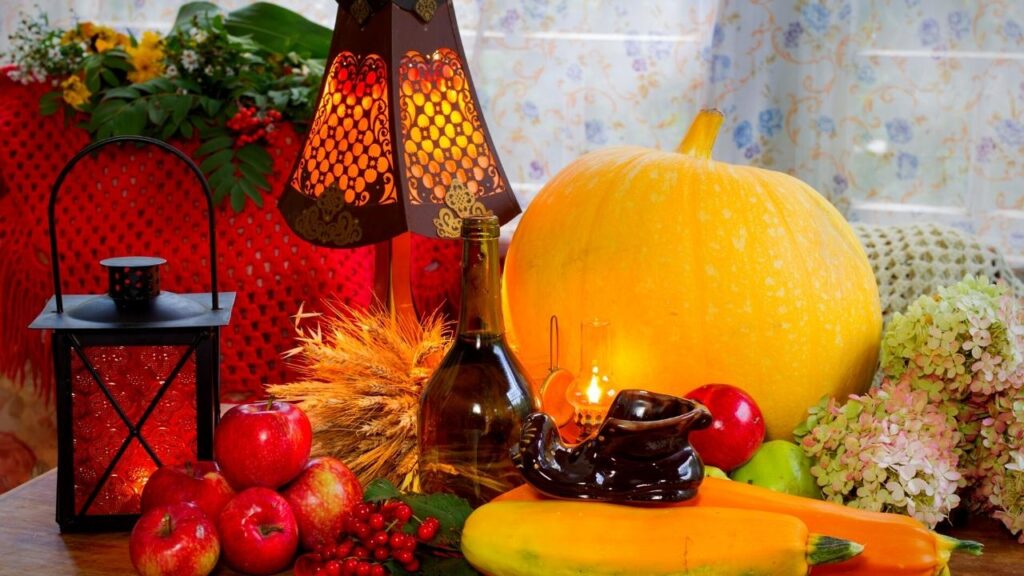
[299,501,440,576]
[227,105,282,147]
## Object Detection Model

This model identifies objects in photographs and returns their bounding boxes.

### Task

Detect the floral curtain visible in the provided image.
[1,0,1023,490]
[3,0,1022,263]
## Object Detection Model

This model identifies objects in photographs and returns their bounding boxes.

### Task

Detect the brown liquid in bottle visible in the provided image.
[418,215,537,506]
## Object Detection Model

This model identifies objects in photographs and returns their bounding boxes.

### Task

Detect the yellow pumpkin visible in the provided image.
[502,110,882,439]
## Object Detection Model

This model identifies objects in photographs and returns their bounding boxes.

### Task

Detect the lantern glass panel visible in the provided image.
[397,48,505,205]
[292,51,394,205]
[69,344,198,516]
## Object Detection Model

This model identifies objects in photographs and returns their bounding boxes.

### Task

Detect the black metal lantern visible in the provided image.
[29,136,235,532]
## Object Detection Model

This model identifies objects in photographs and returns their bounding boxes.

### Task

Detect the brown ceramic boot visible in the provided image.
[511,389,712,503]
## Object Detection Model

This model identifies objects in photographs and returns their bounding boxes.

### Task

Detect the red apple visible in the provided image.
[218,487,299,576]
[141,461,235,522]
[214,400,312,489]
[129,502,219,576]
[684,383,766,472]
[281,456,364,550]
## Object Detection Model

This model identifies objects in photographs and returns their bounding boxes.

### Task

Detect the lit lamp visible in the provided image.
[568,320,617,436]
[279,0,520,310]
[30,136,234,532]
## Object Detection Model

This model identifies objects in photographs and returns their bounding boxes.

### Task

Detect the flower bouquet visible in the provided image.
[4,2,331,209]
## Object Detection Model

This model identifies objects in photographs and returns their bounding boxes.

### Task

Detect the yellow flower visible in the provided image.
[62,22,129,53]
[60,29,79,46]
[93,25,130,53]
[60,75,92,110]
[61,22,92,45]
[126,32,166,83]
[78,22,97,39]
[137,30,162,50]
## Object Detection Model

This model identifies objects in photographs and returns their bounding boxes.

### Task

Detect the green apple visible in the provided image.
[729,440,821,499]
[704,466,729,480]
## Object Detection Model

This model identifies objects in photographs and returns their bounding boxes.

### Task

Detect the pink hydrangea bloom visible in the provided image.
[799,276,1024,537]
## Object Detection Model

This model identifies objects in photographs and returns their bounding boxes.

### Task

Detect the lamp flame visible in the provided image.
[586,367,603,405]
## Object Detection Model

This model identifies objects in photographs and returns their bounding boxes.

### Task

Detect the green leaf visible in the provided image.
[238,158,269,188]
[192,117,217,138]
[180,121,194,139]
[224,2,332,58]
[172,1,221,31]
[160,119,179,140]
[39,91,62,116]
[237,175,263,207]
[199,96,222,116]
[195,135,234,157]
[422,557,480,576]
[383,560,412,575]
[83,54,102,73]
[101,87,141,101]
[133,77,175,94]
[100,68,119,87]
[102,54,134,72]
[200,148,234,174]
[230,181,246,212]
[211,179,232,205]
[209,162,237,191]
[267,90,291,109]
[400,493,473,550]
[147,100,168,125]
[88,99,128,130]
[236,144,271,170]
[175,78,203,94]
[363,479,402,503]
[84,68,101,94]
[111,101,147,135]
[169,95,193,126]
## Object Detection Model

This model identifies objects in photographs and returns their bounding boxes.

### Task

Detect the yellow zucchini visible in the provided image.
[462,501,862,576]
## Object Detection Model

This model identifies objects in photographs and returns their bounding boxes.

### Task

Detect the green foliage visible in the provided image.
[172,2,332,58]
[4,3,325,211]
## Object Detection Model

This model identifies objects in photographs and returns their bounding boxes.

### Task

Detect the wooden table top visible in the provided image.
[0,469,1019,575]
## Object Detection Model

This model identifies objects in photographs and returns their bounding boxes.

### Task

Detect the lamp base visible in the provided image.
[573,408,606,440]
[374,233,416,320]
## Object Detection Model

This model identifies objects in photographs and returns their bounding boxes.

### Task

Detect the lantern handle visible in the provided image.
[48,135,220,313]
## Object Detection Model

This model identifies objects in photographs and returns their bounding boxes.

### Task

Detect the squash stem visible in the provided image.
[806,534,864,566]
[938,534,983,556]
[676,109,724,159]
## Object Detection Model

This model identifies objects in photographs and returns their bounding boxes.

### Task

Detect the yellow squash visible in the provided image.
[502,110,882,439]
[461,501,863,576]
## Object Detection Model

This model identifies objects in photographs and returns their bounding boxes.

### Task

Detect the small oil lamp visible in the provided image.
[567,320,617,436]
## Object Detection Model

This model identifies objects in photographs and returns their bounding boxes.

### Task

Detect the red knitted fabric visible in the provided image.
[0,73,461,401]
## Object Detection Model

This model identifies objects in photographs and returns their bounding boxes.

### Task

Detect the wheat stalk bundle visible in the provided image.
[267,302,450,491]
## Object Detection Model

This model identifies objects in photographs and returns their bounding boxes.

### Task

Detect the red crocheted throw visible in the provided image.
[0,73,461,401]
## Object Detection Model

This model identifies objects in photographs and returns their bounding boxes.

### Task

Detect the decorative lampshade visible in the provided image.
[30,137,234,532]
[278,0,520,251]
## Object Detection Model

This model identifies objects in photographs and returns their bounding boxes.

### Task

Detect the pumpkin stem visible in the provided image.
[676,109,724,159]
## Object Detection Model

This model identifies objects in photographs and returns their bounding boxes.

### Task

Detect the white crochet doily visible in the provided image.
[853,223,1023,323]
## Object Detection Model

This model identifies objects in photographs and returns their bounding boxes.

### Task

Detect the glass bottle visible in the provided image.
[418,215,538,506]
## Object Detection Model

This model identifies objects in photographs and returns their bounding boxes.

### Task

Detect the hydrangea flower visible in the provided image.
[801,276,1024,537]
[881,275,1023,398]
[796,376,962,527]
